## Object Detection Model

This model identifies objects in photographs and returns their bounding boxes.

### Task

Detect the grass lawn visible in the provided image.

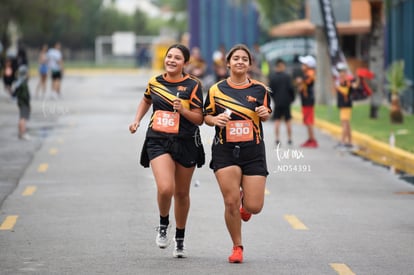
[293,104,414,153]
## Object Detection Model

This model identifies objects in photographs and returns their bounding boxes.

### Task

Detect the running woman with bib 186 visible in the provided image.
[204,44,271,264]
[129,44,205,258]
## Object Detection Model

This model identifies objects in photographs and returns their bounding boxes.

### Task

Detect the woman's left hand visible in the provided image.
[255,106,270,121]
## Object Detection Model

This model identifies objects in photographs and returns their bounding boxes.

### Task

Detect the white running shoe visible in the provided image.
[173,238,187,258]
[19,134,32,141]
[155,224,171,249]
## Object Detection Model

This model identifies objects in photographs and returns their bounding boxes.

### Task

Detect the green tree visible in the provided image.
[71,0,105,48]
[95,7,132,36]
[386,60,407,124]
[156,0,188,35]
[131,9,150,35]
[0,0,177,51]
[0,0,81,49]
[157,0,187,12]
[256,0,304,29]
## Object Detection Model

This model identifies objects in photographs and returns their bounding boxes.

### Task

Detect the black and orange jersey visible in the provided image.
[336,79,354,108]
[144,73,203,138]
[299,68,315,106]
[204,78,272,146]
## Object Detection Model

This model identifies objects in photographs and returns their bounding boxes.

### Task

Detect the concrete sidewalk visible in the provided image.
[0,81,56,206]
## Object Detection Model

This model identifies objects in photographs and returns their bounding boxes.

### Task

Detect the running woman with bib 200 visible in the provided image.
[204,44,271,263]
[129,44,205,258]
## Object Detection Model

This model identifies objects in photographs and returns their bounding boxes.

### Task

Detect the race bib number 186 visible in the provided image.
[152,110,180,134]
[226,120,253,142]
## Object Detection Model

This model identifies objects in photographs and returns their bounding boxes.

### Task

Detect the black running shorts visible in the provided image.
[141,137,205,168]
[272,106,292,121]
[51,71,62,80]
[210,142,268,176]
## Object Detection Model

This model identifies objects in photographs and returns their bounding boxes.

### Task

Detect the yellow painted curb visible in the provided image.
[292,110,414,175]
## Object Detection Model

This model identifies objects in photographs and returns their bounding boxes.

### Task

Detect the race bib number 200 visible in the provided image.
[226,120,253,142]
[152,110,180,134]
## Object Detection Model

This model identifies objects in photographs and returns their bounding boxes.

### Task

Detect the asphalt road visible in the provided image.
[0,72,413,275]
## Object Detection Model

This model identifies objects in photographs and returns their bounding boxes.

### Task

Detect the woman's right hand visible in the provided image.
[129,121,139,134]
[214,113,230,128]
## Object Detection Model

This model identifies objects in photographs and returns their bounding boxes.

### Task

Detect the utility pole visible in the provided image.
[368,0,384,119]
[315,26,333,105]
[310,0,349,106]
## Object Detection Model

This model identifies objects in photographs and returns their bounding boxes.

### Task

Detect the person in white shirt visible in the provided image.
[47,42,64,98]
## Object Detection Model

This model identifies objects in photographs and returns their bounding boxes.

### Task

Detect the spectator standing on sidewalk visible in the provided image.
[296,55,318,148]
[129,44,205,258]
[35,44,48,99]
[12,65,31,140]
[334,63,359,149]
[47,42,64,98]
[17,43,29,67]
[2,59,15,98]
[204,44,271,264]
[268,58,295,146]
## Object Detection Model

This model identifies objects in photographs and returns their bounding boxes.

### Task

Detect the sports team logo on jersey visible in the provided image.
[177,86,188,92]
[246,95,257,103]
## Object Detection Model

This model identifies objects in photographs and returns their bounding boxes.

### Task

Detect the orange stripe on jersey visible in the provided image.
[151,84,192,110]
[150,84,176,106]
[189,83,202,108]
[205,81,240,115]
[263,89,271,113]
[205,79,270,144]
[249,79,272,112]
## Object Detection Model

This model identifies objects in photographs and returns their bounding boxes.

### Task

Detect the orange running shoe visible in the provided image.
[239,190,252,222]
[240,206,252,222]
[228,245,243,263]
